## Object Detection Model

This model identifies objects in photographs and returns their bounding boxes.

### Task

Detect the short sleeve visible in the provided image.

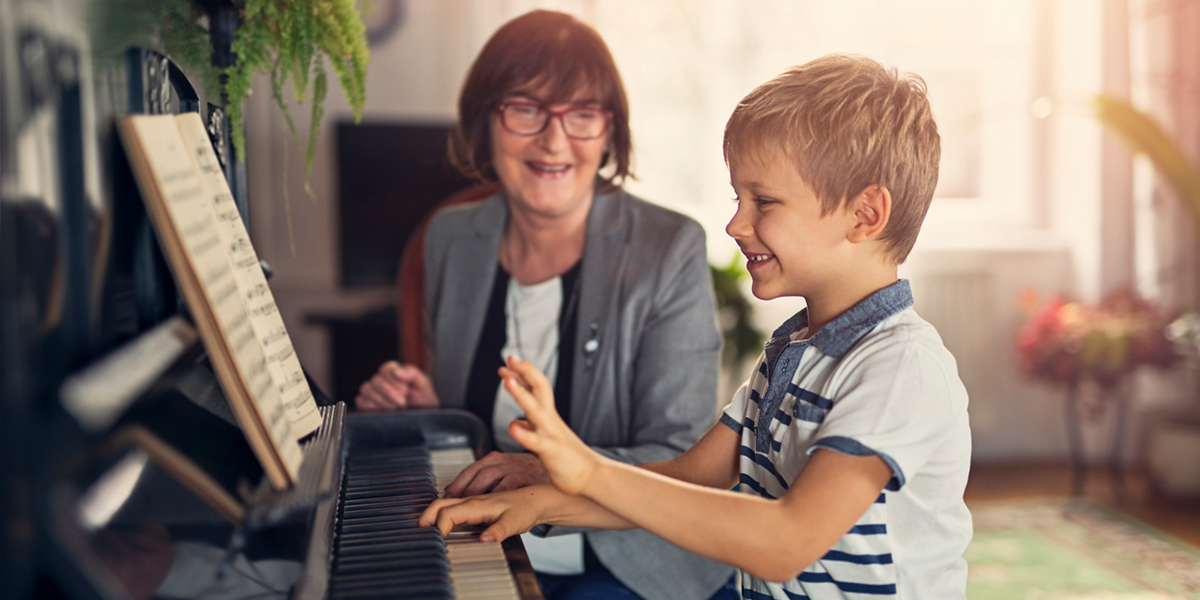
[809,331,964,489]
[719,355,765,436]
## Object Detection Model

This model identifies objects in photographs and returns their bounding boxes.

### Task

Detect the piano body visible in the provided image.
[0,1,540,598]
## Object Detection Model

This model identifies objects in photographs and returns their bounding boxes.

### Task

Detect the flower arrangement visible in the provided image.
[1017,287,1180,386]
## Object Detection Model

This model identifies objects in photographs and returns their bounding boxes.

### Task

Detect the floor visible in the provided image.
[965,461,1200,548]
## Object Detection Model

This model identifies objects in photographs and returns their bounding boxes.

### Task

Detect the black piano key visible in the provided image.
[334,571,452,592]
[346,466,433,478]
[336,528,444,547]
[343,485,436,501]
[341,504,430,519]
[337,540,447,557]
[335,550,449,574]
[343,480,437,494]
[335,537,447,558]
[338,514,424,534]
[328,443,501,600]
[332,576,453,600]
[341,496,435,511]
[335,568,452,585]
[347,456,430,471]
[348,446,428,459]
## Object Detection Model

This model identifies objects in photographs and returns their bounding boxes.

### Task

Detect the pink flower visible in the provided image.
[1015,286,1180,386]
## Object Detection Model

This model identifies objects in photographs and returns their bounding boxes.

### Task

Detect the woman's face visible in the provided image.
[490,91,609,221]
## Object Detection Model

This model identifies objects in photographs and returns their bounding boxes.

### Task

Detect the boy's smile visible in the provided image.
[726,156,856,302]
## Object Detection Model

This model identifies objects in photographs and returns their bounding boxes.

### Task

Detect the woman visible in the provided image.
[355,10,734,600]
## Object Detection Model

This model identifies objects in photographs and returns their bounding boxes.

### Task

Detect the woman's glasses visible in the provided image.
[493,101,613,140]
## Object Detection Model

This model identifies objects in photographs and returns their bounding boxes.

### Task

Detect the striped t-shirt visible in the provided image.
[719,280,972,599]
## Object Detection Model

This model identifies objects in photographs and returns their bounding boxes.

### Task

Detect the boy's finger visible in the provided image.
[508,356,553,393]
[508,419,539,452]
[418,497,463,528]
[436,510,458,536]
[480,524,506,543]
[504,380,559,442]
[480,515,517,543]
[497,367,531,392]
[503,376,545,418]
[502,367,555,416]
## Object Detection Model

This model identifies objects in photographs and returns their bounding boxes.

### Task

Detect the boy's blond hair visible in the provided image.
[724,54,940,264]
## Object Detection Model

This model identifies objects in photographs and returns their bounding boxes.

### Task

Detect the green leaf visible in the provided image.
[222,0,370,174]
[305,60,327,197]
[1094,95,1200,225]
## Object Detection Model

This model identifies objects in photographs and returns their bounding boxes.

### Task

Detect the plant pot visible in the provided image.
[1145,412,1200,498]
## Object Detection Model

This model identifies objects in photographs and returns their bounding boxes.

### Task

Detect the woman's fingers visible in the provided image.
[355,379,393,410]
[400,366,441,407]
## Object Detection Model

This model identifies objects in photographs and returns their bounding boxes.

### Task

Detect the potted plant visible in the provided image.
[223,0,369,186]
[1095,95,1200,498]
[1017,287,1180,498]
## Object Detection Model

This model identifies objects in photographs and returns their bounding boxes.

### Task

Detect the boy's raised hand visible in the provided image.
[500,356,599,496]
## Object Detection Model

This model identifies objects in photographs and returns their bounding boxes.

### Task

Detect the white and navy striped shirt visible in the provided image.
[719,280,972,600]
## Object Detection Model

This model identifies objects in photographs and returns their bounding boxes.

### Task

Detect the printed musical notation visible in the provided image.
[118,114,303,489]
[176,114,323,436]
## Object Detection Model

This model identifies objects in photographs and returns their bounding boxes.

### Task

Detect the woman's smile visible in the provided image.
[526,160,572,176]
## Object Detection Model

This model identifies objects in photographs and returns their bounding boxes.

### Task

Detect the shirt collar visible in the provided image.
[765,279,914,364]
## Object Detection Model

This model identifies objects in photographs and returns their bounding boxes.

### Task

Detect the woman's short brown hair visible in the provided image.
[448,10,633,189]
[724,54,941,264]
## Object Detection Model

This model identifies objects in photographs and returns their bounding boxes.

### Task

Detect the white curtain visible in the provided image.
[1136,0,1200,310]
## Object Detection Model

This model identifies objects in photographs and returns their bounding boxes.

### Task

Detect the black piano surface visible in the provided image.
[49,321,541,599]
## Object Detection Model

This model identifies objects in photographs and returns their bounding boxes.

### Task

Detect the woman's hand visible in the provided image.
[419,487,547,542]
[500,356,601,496]
[443,451,551,497]
[354,361,440,411]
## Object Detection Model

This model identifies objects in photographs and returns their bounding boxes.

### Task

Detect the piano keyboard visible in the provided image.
[329,446,522,600]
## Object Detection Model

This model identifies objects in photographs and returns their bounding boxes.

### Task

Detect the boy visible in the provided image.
[420,54,971,599]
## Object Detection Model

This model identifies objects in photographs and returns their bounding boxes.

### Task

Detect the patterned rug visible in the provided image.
[967,499,1200,599]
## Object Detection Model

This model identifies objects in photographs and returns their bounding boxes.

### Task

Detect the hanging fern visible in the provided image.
[223,0,369,183]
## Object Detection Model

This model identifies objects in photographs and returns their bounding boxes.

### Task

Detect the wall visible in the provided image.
[244,0,1171,464]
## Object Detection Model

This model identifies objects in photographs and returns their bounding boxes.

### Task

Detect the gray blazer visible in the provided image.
[423,187,734,600]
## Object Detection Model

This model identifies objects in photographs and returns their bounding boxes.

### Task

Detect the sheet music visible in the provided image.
[176,113,322,439]
[118,115,302,489]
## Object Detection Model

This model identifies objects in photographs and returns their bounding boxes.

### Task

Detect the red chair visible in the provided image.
[396,182,503,371]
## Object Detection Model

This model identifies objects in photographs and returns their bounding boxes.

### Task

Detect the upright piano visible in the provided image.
[0,1,540,598]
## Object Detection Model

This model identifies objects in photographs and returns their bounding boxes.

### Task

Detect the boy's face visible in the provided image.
[726,155,856,301]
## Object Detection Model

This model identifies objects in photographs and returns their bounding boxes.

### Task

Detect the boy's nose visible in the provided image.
[726,204,752,240]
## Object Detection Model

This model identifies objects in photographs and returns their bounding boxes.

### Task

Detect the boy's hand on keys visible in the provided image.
[419,489,542,542]
[500,356,599,496]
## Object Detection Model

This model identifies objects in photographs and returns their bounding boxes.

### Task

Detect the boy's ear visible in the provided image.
[847,184,891,244]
